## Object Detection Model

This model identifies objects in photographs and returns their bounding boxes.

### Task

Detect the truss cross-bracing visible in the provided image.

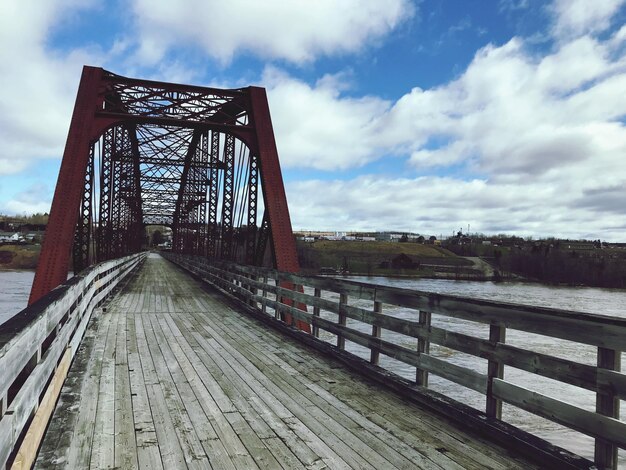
[30,66,301,307]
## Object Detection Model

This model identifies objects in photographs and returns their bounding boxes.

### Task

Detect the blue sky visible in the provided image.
[1,0,625,240]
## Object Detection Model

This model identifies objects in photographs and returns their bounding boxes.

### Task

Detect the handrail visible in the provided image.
[0,252,147,468]
[165,254,624,470]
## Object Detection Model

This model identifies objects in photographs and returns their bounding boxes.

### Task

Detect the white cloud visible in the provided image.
[266,31,626,182]
[550,0,626,40]
[286,174,626,241]
[0,0,102,175]
[269,4,626,240]
[130,0,415,64]
[0,0,624,240]
[2,183,52,215]
[263,67,391,170]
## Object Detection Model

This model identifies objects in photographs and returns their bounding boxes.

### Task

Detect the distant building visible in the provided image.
[376,232,421,242]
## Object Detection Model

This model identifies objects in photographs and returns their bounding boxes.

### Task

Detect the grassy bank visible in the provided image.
[296,240,479,277]
[0,245,40,269]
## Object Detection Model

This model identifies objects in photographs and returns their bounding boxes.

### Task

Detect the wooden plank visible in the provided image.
[11,348,71,470]
[151,314,244,470]
[594,347,621,470]
[197,289,523,470]
[211,310,506,470]
[126,315,164,470]
[187,315,400,470]
[370,301,382,365]
[486,324,506,419]
[90,311,120,469]
[145,383,189,469]
[337,293,347,350]
[493,379,626,448]
[142,314,212,469]
[188,258,589,466]
[135,313,188,469]
[416,310,431,387]
[114,311,138,469]
[65,311,111,468]
[176,313,352,469]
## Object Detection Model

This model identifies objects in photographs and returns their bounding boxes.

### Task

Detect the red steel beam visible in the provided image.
[248,87,310,332]
[29,67,115,304]
[30,68,307,335]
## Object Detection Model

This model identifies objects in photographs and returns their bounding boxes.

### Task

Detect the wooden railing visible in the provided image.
[166,254,625,470]
[0,252,146,469]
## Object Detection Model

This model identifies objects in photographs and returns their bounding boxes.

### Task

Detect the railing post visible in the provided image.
[261,274,268,315]
[594,347,621,470]
[337,293,348,350]
[274,279,280,320]
[312,288,321,338]
[416,310,431,386]
[486,323,506,419]
[248,274,257,308]
[370,301,382,365]
[0,393,7,419]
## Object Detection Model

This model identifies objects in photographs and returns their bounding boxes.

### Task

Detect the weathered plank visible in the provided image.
[493,379,626,448]
[11,348,71,470]
[34,255,562,470]
[89,311,120,469]
[168,254,624,470]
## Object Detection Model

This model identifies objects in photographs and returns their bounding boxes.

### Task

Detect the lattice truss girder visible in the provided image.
[30,66,301,307]
[72,70,275,267]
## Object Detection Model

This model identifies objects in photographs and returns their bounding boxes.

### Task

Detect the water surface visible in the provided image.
[0,270,35,325]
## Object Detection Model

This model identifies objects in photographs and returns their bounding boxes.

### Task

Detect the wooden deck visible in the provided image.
[35,254,538,469]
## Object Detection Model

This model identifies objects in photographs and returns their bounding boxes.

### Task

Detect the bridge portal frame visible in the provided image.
[29,66,300,305]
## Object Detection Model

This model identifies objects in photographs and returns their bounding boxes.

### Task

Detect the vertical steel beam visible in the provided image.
[97,128,114,262]
[128,123,144,253]
[207,131,220,258]
[220,134,235,260]
[254,211,271,266]
[246,153,258,264]
[196,131,209,255]
[29,67,104,305]
[72,145,95,273]
[248,87,309,332]
[248,87,300,273]
[172,130,201,253]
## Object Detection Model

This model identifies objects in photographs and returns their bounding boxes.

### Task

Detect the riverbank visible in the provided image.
[297,239,626,288]
[296,240,488,279]
[0,245,40,270]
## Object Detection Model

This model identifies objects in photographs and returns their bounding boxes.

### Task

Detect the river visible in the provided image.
[0,270,35,325]
[1,271,624,463]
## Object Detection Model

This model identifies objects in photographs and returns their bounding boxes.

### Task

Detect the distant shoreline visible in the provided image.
[0,244,40,270]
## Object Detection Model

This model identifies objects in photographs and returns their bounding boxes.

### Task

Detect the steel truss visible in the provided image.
[30,67,301,310]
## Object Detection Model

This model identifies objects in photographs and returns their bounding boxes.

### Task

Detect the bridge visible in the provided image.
[0,67,624,469]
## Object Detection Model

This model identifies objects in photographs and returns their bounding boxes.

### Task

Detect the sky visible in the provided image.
[0,0,625,241]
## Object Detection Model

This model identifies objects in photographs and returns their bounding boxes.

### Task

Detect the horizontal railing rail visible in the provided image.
[166,254,624,470]
[0,252,147,468]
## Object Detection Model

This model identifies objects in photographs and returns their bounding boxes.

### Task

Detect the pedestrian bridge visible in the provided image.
[3,67,624,469]
[2,253,625,469]
[34,255,533,469]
